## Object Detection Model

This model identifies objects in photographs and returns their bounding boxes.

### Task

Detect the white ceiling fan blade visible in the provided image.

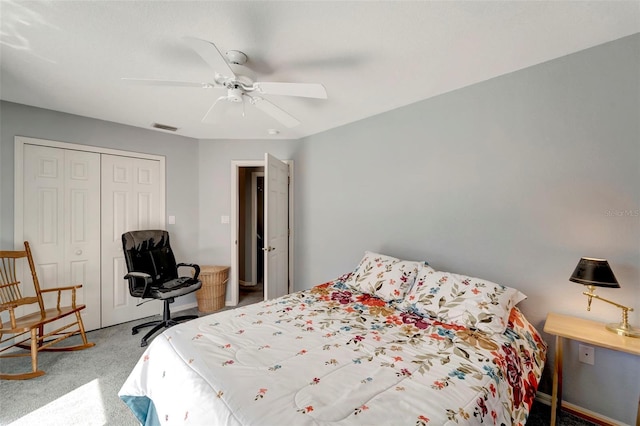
[253,82,327,99]
[182,37,237,80]
[250,96,300,128]
[202,95,229,123]
[121,78,219,88]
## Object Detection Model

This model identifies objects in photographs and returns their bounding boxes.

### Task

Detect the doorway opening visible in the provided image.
[238,167,264,305]
[229,158,294,307]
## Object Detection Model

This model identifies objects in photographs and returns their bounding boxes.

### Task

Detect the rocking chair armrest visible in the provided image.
[39,286,81,309]
[0,297,39,310]
[0,301,19,310]
[0,300,29,329]
[39,285,83,293]
[177,263,200,280]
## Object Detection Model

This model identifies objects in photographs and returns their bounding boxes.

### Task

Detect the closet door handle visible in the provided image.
[262,246,275,252]
[75,249,83,255]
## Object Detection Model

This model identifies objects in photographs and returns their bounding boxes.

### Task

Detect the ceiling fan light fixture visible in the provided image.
[227,88,244,103]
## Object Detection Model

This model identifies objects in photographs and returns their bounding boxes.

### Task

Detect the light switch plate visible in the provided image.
[168,215,176,225]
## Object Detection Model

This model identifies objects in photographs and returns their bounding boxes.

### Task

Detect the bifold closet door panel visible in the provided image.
[101,154,164,327]
[23,144,101,331]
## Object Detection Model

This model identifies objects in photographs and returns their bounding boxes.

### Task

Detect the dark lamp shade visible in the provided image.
[569,257,620,288]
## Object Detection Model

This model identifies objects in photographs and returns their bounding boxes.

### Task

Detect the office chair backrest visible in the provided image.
[122,230,179,296]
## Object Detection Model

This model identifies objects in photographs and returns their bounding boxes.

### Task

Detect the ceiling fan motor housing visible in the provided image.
[228,87,243,102]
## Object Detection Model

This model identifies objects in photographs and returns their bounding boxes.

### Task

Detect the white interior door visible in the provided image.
[101,154,164,327]
[23,145,101,330]
[263,153,289,300]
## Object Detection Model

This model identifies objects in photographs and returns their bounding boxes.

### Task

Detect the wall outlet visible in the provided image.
[578,344,595,365]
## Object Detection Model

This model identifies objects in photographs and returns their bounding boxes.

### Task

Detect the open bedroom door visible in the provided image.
[263,153,289,300]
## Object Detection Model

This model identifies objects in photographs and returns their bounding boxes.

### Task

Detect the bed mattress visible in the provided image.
[120,276,546,425]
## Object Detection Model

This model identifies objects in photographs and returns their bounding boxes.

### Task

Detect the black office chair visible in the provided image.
[122,230,202,347]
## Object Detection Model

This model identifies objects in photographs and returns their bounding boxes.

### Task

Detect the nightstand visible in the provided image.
[544,312,640,426]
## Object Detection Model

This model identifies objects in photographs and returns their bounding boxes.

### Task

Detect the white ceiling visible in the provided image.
[1,1,639,140]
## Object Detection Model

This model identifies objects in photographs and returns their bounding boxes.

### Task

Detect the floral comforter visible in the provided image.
[119,276,546,425]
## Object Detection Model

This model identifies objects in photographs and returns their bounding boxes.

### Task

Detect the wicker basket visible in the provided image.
[196,266,230,313]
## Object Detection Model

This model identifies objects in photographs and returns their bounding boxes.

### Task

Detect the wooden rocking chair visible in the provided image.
[0,241,95,380]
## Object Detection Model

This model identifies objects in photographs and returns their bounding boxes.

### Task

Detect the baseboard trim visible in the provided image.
[174,301,198,312]
[535,392,629,426]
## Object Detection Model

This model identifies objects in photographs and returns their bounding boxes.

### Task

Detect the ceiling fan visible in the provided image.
[122,37,328,128]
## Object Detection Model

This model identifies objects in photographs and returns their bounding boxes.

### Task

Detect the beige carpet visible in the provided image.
[0,284,264,426]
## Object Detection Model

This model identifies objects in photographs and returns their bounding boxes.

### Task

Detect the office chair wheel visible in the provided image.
[132,329,139,335]
[140,340,148,347]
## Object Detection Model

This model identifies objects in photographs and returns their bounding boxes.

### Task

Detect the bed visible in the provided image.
[119,252,547,425]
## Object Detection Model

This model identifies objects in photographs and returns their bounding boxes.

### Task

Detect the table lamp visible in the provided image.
[569,257,639,338]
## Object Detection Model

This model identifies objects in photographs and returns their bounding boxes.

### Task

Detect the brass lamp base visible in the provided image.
[582,287,639,338]
[606,322,640,338]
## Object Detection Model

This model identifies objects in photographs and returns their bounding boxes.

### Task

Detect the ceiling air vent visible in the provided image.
[152,123,178,132]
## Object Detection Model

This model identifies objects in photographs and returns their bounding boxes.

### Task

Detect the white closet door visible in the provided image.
[101,154,164,327]
[23,145,101,330]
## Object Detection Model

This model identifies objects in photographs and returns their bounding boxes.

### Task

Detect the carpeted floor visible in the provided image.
[1,283,595,425]
[527,401,597,426]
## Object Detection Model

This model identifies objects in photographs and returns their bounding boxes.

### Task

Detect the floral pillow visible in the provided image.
[345,251,421,302]
[401,268,527,334]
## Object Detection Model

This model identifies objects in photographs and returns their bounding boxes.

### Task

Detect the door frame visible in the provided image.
[14,136,166,249]
[230,160,294,306]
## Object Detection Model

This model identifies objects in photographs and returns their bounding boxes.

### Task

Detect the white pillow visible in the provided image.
[345,251,421,301]
[402,268,527,334]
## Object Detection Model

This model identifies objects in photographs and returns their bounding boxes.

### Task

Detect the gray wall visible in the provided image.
[293,34,640,423]
[197,139,298,267]
[197,139,298,304]
[0,101,201,308]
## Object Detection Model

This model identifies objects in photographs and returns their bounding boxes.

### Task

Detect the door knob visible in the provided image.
[262,246,275,252]
[75,249,83,255]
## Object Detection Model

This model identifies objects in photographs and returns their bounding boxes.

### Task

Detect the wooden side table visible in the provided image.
[544,312,640,426]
